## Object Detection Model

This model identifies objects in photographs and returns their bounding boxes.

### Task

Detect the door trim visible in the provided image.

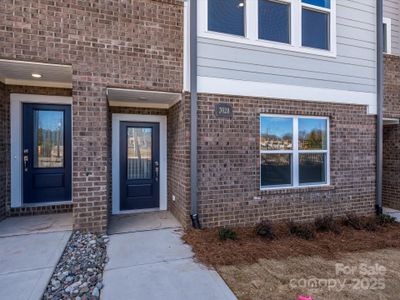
[112,114,167,214]
[10,94,73,208]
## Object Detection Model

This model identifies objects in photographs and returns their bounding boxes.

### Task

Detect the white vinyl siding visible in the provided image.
[197,0,377,97]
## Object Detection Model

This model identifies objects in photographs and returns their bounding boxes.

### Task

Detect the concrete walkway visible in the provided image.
[102,212,237,300]
[0,214,72,300]
[383,207,400,222]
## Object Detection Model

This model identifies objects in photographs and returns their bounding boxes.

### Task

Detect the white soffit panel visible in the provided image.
[107,88,182,109]
[0,59,72,88]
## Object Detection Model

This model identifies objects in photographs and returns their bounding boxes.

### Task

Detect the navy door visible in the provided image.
[23,104,72,204]
[120,122,160,210]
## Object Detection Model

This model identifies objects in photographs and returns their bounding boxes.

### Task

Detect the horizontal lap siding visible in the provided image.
[384,0,400,56]
[198,0,377,94]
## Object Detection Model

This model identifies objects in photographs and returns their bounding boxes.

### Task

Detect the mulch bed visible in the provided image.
[182,222,400,267]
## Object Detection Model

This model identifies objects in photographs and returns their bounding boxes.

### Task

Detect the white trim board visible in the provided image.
[111,114,168,214]
[10,94,73,208]
[383,17,392,55]
[198,76,377,114]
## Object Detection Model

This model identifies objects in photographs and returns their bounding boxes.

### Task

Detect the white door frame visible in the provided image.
[10,93,73,208]
[112,114,167,214]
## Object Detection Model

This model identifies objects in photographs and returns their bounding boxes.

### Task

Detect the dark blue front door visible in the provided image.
[23,104,72,204]
[120,122,160,210]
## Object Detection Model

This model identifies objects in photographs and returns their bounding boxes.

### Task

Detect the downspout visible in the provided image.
[189,0,201,228]
[376,0,384,215]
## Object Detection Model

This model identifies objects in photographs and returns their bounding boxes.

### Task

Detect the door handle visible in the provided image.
[23,151,29,172]
[154,161,159,182]
[24,154,29,172]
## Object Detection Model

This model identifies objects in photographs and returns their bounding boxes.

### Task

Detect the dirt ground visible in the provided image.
[218,249,400,300]
[183,222,400,299]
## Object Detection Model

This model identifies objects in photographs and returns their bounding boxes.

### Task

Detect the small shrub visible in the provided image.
[342,213,364,230]
[288,222,316,240]
[377,214,397,226]
[315,215,342,235]
[218,228,238,241]
[364,218,379,232]
[255,220,276,240]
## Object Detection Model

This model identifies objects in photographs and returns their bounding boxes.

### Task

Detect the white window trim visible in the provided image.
[111,114,167,215]
[260,114,330,190]
[198,0,337,58]
[383,17,392,54]
[10,94,73,208]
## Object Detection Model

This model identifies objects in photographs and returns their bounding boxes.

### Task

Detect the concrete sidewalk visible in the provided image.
[102,213,237,300]
[0,214,72,300]
[383,207,400,222]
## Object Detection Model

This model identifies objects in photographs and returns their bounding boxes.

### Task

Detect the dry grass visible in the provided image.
[217,249,400,300]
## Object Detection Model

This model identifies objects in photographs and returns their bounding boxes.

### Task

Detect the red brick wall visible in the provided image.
[0,0,183,232]
[384,55,400,119]
[167,95,191,228]
[197,93,376,227]
[383,54,400,210]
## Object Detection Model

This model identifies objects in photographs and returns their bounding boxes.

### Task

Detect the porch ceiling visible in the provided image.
[107,87,181,109]
[0,59,72,88]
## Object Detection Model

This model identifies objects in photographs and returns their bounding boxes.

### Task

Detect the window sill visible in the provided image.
[259,184,335,195]
[20,201,73,208]
[199,31,337,58]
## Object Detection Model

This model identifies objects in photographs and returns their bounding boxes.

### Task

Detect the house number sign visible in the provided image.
[215,103,233,118]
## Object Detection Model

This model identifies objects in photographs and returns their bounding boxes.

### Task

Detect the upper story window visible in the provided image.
[383,18,392,54]
[258,0,291,44]
[302,0,330,50]
[208,0,245,36]
[203,0,336,57]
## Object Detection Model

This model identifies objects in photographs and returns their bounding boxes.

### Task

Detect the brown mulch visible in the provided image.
[182,223,400,267]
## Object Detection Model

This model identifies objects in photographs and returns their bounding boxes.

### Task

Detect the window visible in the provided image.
[260,115,329,189]
[301,0,330,50]
[202,0,336,56]
[383,18,392,54]
[208,0,245,36]
[258,0,291,44]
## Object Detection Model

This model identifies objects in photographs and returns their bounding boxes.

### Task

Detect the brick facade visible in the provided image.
[383,54,400,210]
[167,95,191,228]
[0,0,183,232]
[0,0,386,231]
[196,93,376,227]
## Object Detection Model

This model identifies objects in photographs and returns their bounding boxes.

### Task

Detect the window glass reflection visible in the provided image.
[261,117,293,150]
[299,118,327,150]
[34,110,64,168]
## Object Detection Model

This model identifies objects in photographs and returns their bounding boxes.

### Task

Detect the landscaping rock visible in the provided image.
[42,231,108,300]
